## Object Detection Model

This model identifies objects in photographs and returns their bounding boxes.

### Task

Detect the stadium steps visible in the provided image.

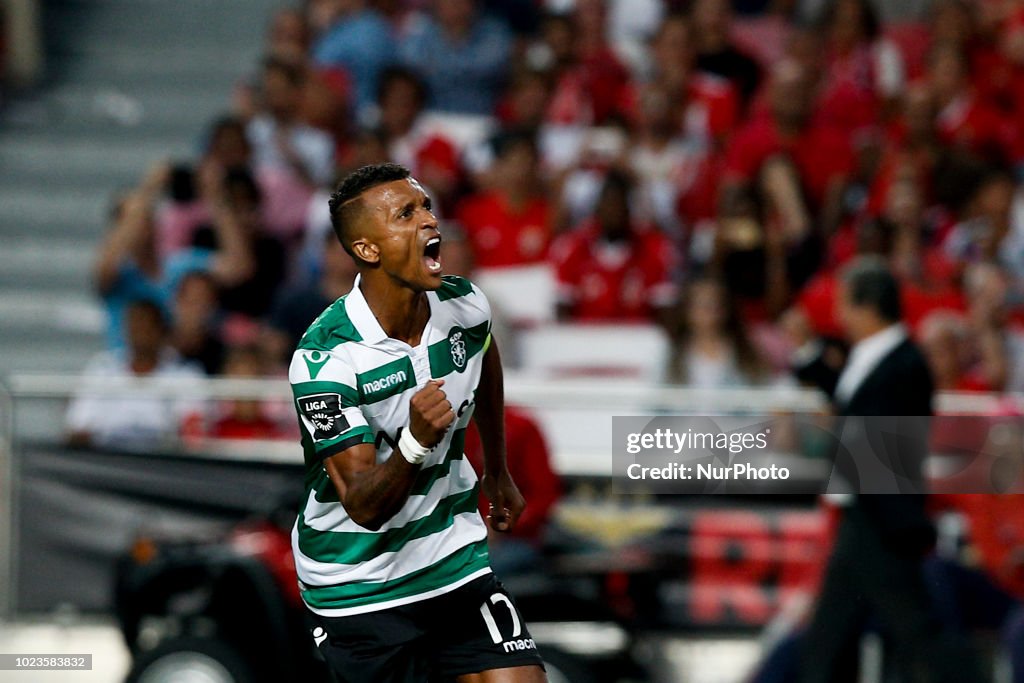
[0,0,280,377]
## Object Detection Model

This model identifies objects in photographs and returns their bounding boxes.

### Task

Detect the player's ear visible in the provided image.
[351,239,380,264]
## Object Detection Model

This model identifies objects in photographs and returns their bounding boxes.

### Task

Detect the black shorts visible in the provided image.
[309,573,544,683]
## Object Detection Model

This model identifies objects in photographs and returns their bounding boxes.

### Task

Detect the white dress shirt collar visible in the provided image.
[834,323,908,405]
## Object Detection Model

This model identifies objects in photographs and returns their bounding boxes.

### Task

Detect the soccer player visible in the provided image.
[288,163,547,683]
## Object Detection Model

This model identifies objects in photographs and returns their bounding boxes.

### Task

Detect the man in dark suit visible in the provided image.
[796,257,983,683]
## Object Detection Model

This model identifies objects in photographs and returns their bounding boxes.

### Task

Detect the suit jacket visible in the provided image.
[796,337,936,553]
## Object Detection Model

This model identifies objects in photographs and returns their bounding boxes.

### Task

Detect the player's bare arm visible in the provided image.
[325,379,455,530]
[472,338,526,533]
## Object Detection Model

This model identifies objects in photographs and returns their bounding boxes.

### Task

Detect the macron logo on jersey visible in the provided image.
[362,370,408,398]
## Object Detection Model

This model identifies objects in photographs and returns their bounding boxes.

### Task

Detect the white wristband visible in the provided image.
[398,428,432,465]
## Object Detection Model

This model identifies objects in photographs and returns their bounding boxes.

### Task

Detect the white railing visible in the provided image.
[5,371,1020,412]
[3,372,1021,476]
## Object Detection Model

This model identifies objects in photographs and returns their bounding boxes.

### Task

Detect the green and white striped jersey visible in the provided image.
[289,274,492,617]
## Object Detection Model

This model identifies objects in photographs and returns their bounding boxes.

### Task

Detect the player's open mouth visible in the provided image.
[424,236,442,273]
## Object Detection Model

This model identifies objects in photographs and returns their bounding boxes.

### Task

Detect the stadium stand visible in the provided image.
[0,0,280,375]
[2,0,1017,400]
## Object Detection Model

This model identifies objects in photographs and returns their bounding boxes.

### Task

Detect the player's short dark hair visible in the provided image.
[842,256,902,323]
[328,163,411,259]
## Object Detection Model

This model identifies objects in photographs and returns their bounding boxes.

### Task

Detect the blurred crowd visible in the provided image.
[83,0,1024,442]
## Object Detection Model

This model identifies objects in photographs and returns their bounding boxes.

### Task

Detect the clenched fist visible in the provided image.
[408,380,455,448]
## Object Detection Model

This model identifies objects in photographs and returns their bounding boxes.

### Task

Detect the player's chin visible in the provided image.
[407,264,443,290]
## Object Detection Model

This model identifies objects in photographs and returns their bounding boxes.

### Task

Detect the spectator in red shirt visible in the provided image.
[464,405,561,575]
[551,170,677,322]
[929,41,1017,165]
[622,13,740,147]
[864,174,959,291]
[627,82,712,233]
[919,312,991,393]
[963,263,1024,393]
[817,0,906,130]
[723,59,854,229]
[689,0,762,107]
[965,6,1024,124]
[456,130,552,270]
[496,67,554,130]
[209,344,288,440]
[870,84,943,218]
[373,66,461,212]
[942,166,1021,276]
[544,4,632,126]
[796,176,967,338]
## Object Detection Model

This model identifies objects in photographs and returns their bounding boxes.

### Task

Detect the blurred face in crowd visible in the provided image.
[636,84,676,137]
[971,174,1014,247]
[931,0,974,47]
[262,63,303,119]
[769,61,814,130]
[691,0,732,48]
[125,302,167,364]
[379,74,424,136]
[574,0,607,46]
[434,0,476,36]
[927,43,969,104]
[920,315,966,387]
[965,262,1009,324]
[175,272,219,328]
[268,8,310,61]
[884,178,925,229]
[494,139,538,192]
[506,71,551,127]
[225,174,263,231]
[306,0,350,33]
[540,14,576,66]
[350,129,390,169]
[207,121,251,169]
[596,179,632,239]
[651,16,693,86]
[901,84,936,143]
[829,0,871,49]
[687,280,726,337]
[785,27,823,75]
